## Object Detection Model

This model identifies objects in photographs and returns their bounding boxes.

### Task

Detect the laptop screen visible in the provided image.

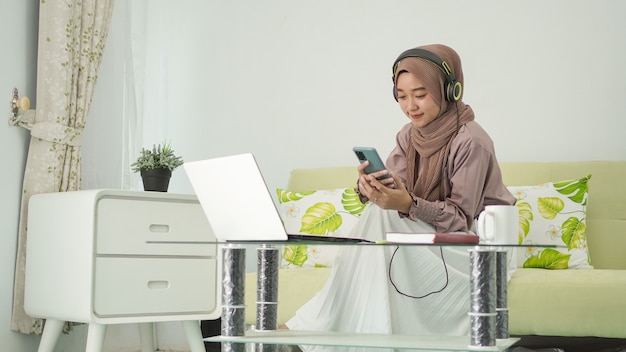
[183,153,288,242]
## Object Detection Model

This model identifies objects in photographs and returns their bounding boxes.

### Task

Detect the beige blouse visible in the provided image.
[386,122,515,232]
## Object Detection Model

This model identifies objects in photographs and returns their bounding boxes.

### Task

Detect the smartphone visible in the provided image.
[353,147,391,180]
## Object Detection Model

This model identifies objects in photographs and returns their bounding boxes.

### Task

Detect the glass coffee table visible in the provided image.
[204,241,549,351]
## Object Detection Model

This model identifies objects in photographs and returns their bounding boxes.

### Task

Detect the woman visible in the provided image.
[284,44,515,342]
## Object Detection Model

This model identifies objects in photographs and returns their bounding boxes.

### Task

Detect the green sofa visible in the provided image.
[244,161,626,343]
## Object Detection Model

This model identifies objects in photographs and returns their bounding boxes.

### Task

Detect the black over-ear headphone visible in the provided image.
[391,48,463,103]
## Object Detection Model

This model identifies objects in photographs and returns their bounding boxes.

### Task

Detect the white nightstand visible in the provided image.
[24,189,221,352]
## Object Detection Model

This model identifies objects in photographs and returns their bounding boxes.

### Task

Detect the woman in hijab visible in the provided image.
[284,44,515,341]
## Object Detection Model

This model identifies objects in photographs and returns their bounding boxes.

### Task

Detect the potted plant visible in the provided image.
[131,141,184,192]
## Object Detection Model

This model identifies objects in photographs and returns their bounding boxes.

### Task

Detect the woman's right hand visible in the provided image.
[357,161,395,189]
[357,162,411,212]
[357,161,396,201]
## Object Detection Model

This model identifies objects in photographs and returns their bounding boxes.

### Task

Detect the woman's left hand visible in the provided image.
[358,172,413,213]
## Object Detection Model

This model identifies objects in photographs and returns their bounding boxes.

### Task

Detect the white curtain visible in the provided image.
[11,0,115,335]
[124,0,171,190]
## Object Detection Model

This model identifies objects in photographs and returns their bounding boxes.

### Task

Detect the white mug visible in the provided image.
[476,205,518,245]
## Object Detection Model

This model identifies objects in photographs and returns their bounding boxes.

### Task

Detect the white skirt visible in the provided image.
[285,204,475,346]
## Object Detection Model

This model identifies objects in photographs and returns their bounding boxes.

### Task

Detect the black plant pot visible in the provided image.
[140,168,172,192]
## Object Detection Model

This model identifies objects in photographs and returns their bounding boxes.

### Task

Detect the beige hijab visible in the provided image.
[394,44,475,201]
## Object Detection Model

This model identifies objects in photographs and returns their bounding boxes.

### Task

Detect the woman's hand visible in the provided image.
[357,162,412,213]
[356,160,396,188]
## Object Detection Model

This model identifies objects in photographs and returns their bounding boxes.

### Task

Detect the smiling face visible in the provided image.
[395,71,441,128]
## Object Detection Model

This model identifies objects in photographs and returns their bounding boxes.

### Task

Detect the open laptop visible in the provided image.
[183,153,371,243]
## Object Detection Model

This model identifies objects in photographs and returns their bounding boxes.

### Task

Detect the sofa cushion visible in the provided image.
[509,268,626,338]
[276,187,365,268]
[507,175,592,269]
[499,161,626,270]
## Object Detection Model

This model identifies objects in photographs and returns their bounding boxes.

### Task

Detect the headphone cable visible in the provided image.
[388,245,449,299]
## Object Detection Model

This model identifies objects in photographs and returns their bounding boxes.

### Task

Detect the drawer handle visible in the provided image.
[147,280,170,289]
[149,224,170,233]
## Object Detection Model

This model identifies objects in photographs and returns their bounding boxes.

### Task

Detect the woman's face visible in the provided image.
[395,71,441,128]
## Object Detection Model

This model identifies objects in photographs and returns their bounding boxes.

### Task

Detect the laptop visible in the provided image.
[183,153,372,243]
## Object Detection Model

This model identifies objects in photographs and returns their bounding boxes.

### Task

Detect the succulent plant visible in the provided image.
[131,141,184,172]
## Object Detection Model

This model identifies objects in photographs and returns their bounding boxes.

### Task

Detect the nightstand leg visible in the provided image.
[37,319,64,352]
[138,323,155,352]
[182,320,205,352]
[85,323,107,352]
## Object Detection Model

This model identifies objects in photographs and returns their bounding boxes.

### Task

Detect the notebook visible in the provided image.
[183,153,372,243]
[385,232,479,244]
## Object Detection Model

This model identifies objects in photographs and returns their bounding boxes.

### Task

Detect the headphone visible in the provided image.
[392,48,463,103]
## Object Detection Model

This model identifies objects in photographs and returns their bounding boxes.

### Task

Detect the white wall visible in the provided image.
[80,0,626,350]
[0,0,40,350]
[142,0,625,197]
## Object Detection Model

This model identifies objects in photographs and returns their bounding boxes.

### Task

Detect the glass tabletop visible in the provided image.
[146,239,560,248]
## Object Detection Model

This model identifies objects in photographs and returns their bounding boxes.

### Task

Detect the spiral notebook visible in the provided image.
[183,153,372,243]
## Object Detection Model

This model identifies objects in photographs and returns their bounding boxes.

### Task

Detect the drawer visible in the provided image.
[94,257,219,317]
[96,197,217,256]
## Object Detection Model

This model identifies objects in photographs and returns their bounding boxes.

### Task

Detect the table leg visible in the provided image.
[138,323,155,352]
[255,245,279,352]
[468,248,497,348]
[221,246,246,337]
[256,245,279,331]
[85,323,107,352]
[37,319,64,352]
[182,320,206,352]
[496,250,509,339]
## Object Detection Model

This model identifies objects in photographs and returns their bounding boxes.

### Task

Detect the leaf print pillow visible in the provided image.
[276,187,366,268]
[507,175,592,269]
